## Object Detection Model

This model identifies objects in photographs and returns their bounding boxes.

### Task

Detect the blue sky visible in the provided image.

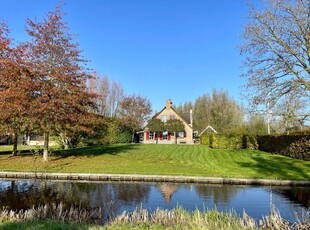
[0,0,251,113]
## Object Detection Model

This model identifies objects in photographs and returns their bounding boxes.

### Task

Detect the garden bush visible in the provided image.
[242,135,258,150]
[200,133,309,160]
[199,135,210,146]
[289,138,310,160]
[203,134,243,149]
[201,134,258,150]
[257,135,310,161]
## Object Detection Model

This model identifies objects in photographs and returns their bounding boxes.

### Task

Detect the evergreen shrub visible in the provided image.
[242,135,258,149]
[258,135,310,160]
[199,135,210,146]
[201,134,243,149]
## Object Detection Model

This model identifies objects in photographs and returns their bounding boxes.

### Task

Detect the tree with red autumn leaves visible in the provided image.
[119,94,152,142]
[24,5,97,161]
[0,22,34,155]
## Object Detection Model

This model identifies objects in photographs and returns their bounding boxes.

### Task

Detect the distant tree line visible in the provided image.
[175,88,309,136]
[173,89,267,136]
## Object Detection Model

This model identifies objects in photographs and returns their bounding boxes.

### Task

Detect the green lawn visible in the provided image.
[0,144,309,180]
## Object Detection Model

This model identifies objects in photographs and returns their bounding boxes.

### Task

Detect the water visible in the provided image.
[0,179,309,222]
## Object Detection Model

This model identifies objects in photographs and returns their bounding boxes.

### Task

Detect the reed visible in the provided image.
[0,203,309,229]
[0,202,102,224]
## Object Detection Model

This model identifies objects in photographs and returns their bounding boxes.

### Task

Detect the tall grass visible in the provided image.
[1,203,309,229]
[0,203,101,224]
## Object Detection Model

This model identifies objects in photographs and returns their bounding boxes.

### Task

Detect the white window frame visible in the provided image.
[149,131,154,140]
[162,131,168,140]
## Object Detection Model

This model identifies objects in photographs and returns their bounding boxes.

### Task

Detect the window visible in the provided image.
[149,132,154,140]
[169,115,175,120]
[178,132,184,138]
[161,115,167,122]
[162,131,168,140]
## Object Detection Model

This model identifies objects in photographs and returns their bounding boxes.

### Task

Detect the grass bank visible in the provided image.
[0,144,309,180]
[1,205,309,230]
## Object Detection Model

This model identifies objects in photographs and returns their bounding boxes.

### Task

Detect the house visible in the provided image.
[143,99,194,144]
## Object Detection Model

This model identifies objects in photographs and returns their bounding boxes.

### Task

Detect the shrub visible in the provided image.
[209,134,218,148]
[242,135,258,150]
[209,134,243,149]
[201,134,258,150]
[288,138,310,161]
[258,135,310,161]
[104,121,132,144]
[199,135,210,146]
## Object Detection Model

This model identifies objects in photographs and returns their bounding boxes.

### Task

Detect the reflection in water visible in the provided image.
[275,187,310,208]
[156,183,179,203]
[0,180,309,222]
[195,184,239,206]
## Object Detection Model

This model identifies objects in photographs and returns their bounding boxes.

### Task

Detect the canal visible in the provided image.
[0,179,309,223]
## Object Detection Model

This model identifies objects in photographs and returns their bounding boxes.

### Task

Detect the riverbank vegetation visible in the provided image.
[0,204,309,229]
[0,144,309,180]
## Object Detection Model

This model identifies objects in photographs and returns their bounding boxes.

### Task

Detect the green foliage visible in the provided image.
[202,133,310,159]
[104,120,132,144]
[0,220,90,230]
[106,121,119,144]
[165,119,185,132]
[201,134,258,150]
[242,135,258,150]
[258,135,310,161]
[289,138,310,161]
[146,118,165,132]
[78,118,131,146]
[211,134,243,149]
[199,135,210,146]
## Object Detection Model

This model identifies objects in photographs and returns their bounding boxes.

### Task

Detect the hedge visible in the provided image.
[200,133,309,161]
[257,135,310,161]
[200,134,257,150]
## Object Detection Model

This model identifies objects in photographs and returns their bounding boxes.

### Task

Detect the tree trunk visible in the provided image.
[156,131,158,144]
[131,132,135,143]
[12,133,18,156]
[174,132,177,144]
[43,131,49,161]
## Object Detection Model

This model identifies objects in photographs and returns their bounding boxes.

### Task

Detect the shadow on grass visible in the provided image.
[238,154,310,180]
[51,144,138,158]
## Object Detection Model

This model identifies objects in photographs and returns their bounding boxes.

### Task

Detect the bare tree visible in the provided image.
[193,89,244,133]
[98,75,110,116]
[274,90,308,133]
[107,81,124,118]
[193,95,211,133]
[88,73,124,118]
[240,0,310,115]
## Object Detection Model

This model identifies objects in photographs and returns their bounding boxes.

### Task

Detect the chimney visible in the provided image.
[166,99,172,110]
[190,109,193,127]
